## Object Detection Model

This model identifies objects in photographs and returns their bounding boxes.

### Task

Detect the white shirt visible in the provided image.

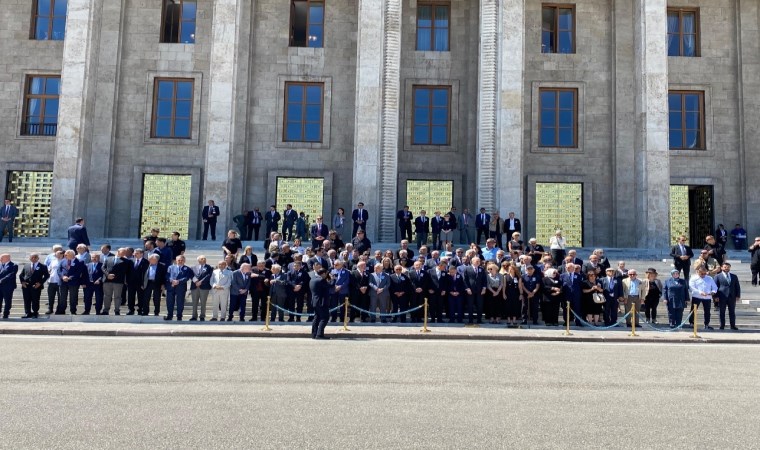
[689,275,717,300]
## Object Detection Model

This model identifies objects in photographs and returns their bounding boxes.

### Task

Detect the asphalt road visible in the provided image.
[0,337,757,449]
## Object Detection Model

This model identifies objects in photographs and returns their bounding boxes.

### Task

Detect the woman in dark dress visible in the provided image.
[541,268,563,326]
[507,232,524,254]
[582,271,604,325]
[503,264,522,327]
[484,263,504,324]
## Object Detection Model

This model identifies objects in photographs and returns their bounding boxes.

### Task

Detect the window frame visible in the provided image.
[538,87,578,148]
[21,75,60,137]
[30,0,67,41]
[289,0,325,48]
[415,2,451,52]
[283,81,325,143]
[150,78,195,139]
[668,90,705,150]
[667,7,700,57]
[541,3,576,54]
[411,85,452,146]
[160,0,196,44]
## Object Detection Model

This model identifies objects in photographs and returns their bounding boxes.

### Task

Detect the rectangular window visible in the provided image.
[416,3,450,51]
[21,75,60,136]
[668,91,705,150]
[538,88,577,148]
[290,0,324,48]
[161,0,196,44]
[541,4,575,54]
[151,78,194,139]
[31,0,67,40]
[412,86,451,145]
[284,82,324,142]
[667,8,699,57]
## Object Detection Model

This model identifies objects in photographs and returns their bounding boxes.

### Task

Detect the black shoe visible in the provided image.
[720,325,725,330]
[114,311,120,316]
[210,318,218,321]
[126,311,134,316]
[248,318,257,322]
[45,310,53,315]
[32,313,39,319]
[154,312,159,316]
[2,315,7,319]
[200,317,205,322]
[81,311,90,315]
[705,325,714,330]
[164,316,172,321]
[189,317,197,321]
[521,320,528,325]
[731,326,739,331]
[21,314,32,319]
[315,335,330,340]
[177,317,183,321]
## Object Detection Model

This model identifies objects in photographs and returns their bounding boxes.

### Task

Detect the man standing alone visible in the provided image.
[202,200,221,241]
[0,199,18,242]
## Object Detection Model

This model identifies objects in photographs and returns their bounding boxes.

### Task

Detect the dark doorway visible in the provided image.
[688,185,713,247]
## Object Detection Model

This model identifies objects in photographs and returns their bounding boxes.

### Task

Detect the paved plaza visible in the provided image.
[0,336,758,449]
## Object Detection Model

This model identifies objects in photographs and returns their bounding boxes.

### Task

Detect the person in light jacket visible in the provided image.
[210,260,232,321]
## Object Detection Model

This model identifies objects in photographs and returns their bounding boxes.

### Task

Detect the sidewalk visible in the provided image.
[1,319,759,344]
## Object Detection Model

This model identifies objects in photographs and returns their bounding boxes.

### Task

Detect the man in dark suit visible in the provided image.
[1,199,18,242]
[142,254,166,316]
[389,265,412,322]
[670,235,694,279]
[57,250,84,315]
[282,204,298,242]
[504,211,521,236]
[189,255,213,321]
[414,211,430,249]
[126,249,149,315]
[715,263,741,330]
[310,269,331,339]
[246,208,264,241]
[287,260,309,322]
[310,216,329,250]
[475,208,490,246]
[82,254,103,315]
[264,205,280,238]
[19,253,49,318]
[407,260,427,323]
[165,255,193,321]
[431,212,444,251]
[202,199,221,241]
[351,202,368,238]
[67,217,90,251]
[350,261,370,322]
[101,249,129,315]
[0,254,18,318]
[463,257,487,324]
[397,206,413,242]
[560,263,584,326]
[600,267,622,326]
[426,259,449,323]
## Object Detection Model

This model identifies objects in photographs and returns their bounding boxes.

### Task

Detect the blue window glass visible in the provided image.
[668,91,703,149]
[667,9,698,57]
[291,1,324,48]
[542,5,574,54]
[539,88,576,148]
[284,82,323,142]
[22,76,60,136]
[33,0,67,40]
[162,0,196,44]
[152,79,194,139]
[412,86,450,145]
[416,4,449,51]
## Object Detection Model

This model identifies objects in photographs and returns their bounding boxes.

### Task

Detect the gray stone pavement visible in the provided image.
[0,336,758,449]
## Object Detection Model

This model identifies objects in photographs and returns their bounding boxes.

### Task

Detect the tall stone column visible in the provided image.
[477,0,524,216]
[203,0,244,234]
[352,0,401,242]
[50,0,102,237]
[737,0,759,233]
[633,0,670,248]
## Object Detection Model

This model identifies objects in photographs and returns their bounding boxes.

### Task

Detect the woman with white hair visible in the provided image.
[209,260,232,321]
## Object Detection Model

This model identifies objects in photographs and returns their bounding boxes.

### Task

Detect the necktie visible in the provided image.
[482,214,485,223]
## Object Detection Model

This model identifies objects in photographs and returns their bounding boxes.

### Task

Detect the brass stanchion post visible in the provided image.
[690,302,700,339]
[342,297,350,332]
[421,297,431,333]
[262,296,272,331]
[629,301,639,337]
[563,301,573,336]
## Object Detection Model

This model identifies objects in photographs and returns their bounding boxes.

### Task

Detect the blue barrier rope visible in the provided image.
[349,304,424,317]
[570,309,631,330]
[634,310,694,332]
[268,303,342,316]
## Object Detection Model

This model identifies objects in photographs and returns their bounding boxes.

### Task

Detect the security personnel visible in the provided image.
[19,253,49,319]
[310,269,331,339]
[521,265,542,325]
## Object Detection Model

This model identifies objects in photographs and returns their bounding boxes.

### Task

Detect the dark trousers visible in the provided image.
[58,284,79,314]
[467,291,484,323]
[312,304,329,338]
[416,232,428,250]
[143,281,162,315]
[352,293,369,321]
[551,249,566,266]
[391,293,408,322]
[522,295,540,324]
[22,287,43,315]
[431,233,441,250]
[476,228,488,245]
[83,285,103,314]
[47,282,60,313]
[166,286,187,318]
[542,298,560,325]
[228,293,247,321]
[127,285,144,313]
[282,224,294,241]
[250,290,266,321]
[671,307,684,327]
[689,298,711,326]
[203,220,217,240]
[751,266,759,286]
[1,220,13,241]
[571,297,582,326]
[399,224,412,242]
[409,292,423,321]
[286,292,305,321]
[448,294,464,322]
[247,224,261,241]
[603,298,618,326]
[428,292,444,322]
[265,223,277,238]
[0,287,12,316]
[644,298,659,321]
[352,222,365,238]
[489,230,503,249]
[330,293,343,321]
[719,297,737,328]
[675,262,690,280]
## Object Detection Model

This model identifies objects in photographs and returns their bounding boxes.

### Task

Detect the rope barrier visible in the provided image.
[349,304,424,317]
[268,303,342,317]
[569,310,631,330]
[635,310,694,333]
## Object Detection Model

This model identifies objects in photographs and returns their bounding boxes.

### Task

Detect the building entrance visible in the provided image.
[139,174,192,238]
[670,185,714,246]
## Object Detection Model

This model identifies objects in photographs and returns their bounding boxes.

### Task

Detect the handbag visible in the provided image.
[592,292,606,304]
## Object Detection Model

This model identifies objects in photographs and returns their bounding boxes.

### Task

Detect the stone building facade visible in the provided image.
[0,0,757,248]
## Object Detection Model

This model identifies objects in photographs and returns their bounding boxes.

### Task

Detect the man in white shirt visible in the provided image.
[688,267,718,330]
